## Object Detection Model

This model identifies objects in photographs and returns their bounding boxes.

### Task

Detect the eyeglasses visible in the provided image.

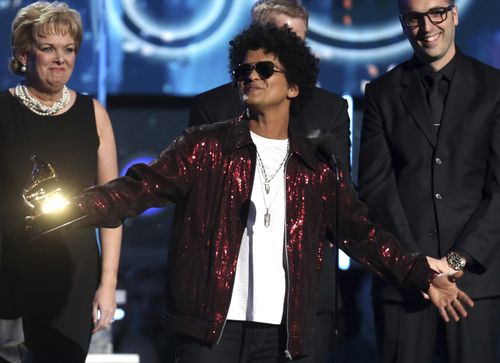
[400,4,454,29]
[232,61,285,82]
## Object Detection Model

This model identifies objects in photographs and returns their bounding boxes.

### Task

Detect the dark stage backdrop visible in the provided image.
[0,0,498,98]
[106,97,190,261]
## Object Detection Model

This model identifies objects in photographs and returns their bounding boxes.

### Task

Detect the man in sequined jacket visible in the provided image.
[47,24,470,362]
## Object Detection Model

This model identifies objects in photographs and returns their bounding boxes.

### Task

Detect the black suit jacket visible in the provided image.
[189,82,351,312]
[358,53,500,301]
[189,82,351,172]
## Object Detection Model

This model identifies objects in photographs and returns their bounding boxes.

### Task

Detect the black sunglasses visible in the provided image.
[400,4,454,29]
[232,61,285,82]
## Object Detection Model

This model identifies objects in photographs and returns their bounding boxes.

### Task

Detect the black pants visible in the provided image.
[374,297,500,363]
[22,317,91,363]
[174,320,316,363]
[20,290,94,363]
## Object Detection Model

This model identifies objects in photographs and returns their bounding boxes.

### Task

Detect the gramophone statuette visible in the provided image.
[22,155,70,216]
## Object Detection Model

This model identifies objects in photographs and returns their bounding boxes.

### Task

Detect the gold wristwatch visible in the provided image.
[446,251,467,271]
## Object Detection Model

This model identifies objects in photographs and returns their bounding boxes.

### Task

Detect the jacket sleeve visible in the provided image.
[329,98,351,174]
[327,164,438,293]
[74,130,199,227]
[453,93,500,272]
[357,82,420,253]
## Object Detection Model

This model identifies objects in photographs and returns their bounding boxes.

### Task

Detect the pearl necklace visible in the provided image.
[15,83,70,116]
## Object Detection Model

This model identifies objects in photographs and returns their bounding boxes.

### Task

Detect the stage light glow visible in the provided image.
[40,192,70,215]
[309,38,412,62]
[114,308,125,321]
[309,21,403,43]
[342,93,354,168]
[339,250,351,270]
[120,155,155,177]
[106,0,244,59]
[121,0,225,41]
[120,155,164,217]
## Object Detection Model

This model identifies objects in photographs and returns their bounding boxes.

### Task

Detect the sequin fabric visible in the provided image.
[74,118,437,358]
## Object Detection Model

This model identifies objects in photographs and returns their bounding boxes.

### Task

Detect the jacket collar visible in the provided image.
[400,49,474,147]
[400,61,437,147]
[222,115,318,172]
[436,51,475,144]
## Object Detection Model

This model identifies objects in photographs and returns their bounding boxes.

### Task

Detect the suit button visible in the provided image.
[435,157,442,165]
[435,193,443,200]
[429,229,437,237]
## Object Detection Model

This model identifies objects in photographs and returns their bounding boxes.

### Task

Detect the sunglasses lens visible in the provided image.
[234,62,280,81]
[255,62,275,79]
[233,64,252,81]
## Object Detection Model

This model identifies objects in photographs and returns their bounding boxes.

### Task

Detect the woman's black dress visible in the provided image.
[0,90,101,362]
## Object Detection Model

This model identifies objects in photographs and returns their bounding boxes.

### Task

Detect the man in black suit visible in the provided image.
[358,0,500,362]
[189,2,350,362]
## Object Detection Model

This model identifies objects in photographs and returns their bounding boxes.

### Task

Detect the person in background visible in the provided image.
[358,0,500,362]
[38,23,472,363]
[113,266,168,363]
[189,2,350,361]
[0,2,122,362]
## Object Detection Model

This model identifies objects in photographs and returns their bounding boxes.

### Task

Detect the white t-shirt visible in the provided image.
[226,131,289,324]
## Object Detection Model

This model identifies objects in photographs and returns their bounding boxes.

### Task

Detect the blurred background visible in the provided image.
[0,0,499,362]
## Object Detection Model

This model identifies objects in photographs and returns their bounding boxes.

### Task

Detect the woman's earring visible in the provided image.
[20,64,27,73]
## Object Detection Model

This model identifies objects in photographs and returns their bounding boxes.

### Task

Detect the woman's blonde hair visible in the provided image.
[10,1,83,75]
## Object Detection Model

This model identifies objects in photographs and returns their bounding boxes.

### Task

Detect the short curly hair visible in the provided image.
[10,1,82,75]
[229,23,319,116]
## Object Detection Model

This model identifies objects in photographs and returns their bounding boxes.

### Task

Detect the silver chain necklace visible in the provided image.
[256,163,284,227]
[255,141,289,194]
[15,83,70,116]
[254,141,289,227]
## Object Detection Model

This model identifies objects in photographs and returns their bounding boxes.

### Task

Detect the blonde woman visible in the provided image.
[0,2,121,361]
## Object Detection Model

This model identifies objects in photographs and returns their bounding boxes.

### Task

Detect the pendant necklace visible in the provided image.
[256,165,283,227]
[255,142,289,194]
[255,142,289,227]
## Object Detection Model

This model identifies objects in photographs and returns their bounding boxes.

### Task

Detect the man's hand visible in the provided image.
[427,271,474,322]
[426,256,455,275]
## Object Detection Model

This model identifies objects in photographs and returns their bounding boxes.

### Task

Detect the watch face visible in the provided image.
[447,252,466,271]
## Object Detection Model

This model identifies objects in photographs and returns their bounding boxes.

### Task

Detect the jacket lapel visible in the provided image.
[400,66,437,147]
[436,55,475,144]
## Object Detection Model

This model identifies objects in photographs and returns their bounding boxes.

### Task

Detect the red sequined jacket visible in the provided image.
[74,118,437,358]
